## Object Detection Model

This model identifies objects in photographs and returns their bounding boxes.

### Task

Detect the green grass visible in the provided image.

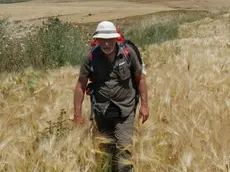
[0,0,31,3]
[124,21,179,48]
[123,11,213,48]
[0,11,215,72]
[25,18,87,69]
[0,17,87,72]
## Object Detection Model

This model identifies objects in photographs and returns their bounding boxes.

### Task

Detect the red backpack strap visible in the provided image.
[118,43,131,65]
[91,39,99,47]
[124,46,130,56]
[116,27,126,44]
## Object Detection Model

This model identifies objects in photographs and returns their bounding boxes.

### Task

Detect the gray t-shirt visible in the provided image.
[79,44,142,117]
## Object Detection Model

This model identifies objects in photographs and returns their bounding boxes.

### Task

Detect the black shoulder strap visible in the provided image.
[88,45,101,81]
[125,40,143,65]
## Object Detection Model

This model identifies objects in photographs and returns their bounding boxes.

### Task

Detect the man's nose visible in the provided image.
[105,41,109,46]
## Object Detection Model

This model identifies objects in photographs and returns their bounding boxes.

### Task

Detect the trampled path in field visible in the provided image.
[0,0,229,25]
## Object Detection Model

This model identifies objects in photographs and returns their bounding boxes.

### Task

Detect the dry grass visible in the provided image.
[137,13,230,171]
[1,12,230,171]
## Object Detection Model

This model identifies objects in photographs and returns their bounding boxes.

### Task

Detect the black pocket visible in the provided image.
[104,103,121,118]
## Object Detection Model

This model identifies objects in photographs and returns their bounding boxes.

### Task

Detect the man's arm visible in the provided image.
[73,54,91,124]
[135,72,149,123]
[74,76,88,118]
[128,45,149,123]
[135,72,148,108]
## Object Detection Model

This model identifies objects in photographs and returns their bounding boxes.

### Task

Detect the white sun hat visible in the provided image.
[93,21,120,39]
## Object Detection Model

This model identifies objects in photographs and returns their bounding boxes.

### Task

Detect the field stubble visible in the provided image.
[0,12,230,171]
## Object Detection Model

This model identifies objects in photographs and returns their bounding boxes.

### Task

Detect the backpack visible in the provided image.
[86,28,143,113]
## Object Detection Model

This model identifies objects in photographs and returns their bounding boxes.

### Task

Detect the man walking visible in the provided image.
[73,21,149,172]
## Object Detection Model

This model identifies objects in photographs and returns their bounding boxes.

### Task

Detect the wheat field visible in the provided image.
[1,13,230,171]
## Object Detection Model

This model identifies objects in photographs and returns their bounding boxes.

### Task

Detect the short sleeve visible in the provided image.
[128,46,143,74]
[79,55,91,78]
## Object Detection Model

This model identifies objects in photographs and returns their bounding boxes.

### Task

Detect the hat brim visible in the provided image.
[93,33,120,39]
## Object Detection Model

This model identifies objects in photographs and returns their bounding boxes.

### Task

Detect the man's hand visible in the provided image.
[139,105,149,124]
[134,72,149,124]
[73,76,88,125]
[73,114,85,125]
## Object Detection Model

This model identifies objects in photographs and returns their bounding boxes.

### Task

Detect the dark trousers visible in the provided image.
[94,110,134,172]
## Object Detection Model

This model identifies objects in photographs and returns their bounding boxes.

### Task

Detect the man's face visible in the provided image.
[97,38,117,55]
